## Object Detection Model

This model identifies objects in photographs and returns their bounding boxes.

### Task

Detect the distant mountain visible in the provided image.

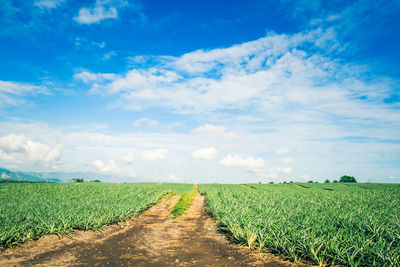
[23,171,140,183]
[1,168,141,183]
[0,168,62,183]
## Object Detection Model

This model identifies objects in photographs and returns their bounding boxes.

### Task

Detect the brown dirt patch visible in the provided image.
[0,194,307,266]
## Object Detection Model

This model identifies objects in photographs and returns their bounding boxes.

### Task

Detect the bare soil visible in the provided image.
[0,194,305,266]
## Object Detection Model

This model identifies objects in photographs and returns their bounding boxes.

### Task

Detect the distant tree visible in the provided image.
[324,179,330,183]
[269,182,274,184]
[339,175,357,183]
[332,180,339,183]
[283,181,287,184]
[72,178,84,183]
[289,181,294,184]
[92,179,101,182]
[307,180,313,183]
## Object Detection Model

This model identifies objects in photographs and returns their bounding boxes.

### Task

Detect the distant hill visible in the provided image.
[0,167,62,183]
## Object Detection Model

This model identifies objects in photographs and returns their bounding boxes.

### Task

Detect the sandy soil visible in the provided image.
[0,193,306,266]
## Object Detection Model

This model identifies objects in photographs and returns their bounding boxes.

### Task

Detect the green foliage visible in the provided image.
[0,182,192,248]
[171,186,197,218]
[340,175,357,183]
[324,179,330,183]
[199,183,400,266]
[307,180,313,183]
[332,179,339,183]
[71,178,84,183]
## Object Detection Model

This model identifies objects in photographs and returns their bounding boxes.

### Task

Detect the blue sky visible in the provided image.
[0,0,399,183]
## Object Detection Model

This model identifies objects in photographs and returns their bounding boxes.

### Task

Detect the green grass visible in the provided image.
[199,183,400,266]
[0,182,192,249]
[170,185,197,218]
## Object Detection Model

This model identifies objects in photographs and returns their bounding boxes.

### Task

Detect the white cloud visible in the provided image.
[192,147,218,160]
[141,149,168,162]
[389,175,395,180]
[74,1,118,24]
[0,134,62,168]
[103,51,117,60]
[132,118,159,128]
[275,148,290,155]
[0,80,49,108]
[93,159,120,174]
[77,28,399,138]
[192,124,225,134]
[34,0,65,9]
[2,121,400,183]
[74,71,118,89]
[280,157,295,165]
[220,154,265,173]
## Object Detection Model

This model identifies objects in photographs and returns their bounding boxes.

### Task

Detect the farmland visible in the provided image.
[1,181,400,266]
[199,183,400,266]
[0,182,192,248]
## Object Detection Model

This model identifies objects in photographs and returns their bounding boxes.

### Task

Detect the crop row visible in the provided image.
[199,183,400,266]
[0,182,192,248]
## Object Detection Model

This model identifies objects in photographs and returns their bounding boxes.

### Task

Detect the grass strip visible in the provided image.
[170,185,197,218]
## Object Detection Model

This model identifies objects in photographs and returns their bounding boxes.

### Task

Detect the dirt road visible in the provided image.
[0,194,300,266]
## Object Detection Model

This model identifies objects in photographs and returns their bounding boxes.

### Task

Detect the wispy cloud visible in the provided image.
[0,80,49,108]
[74,0,122,24]
[77,28,398,129]
[34,0,65,9]
[192,124,225,134]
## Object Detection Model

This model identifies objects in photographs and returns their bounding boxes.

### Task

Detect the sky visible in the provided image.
[0,0,399,183]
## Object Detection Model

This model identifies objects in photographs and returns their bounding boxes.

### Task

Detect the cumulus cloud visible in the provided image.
[141,149,168,162]
[2,121,400,183]
[0,134,62,168]
[74,1,119,24]
[192,124,225,134]
[93,159,120,174]
[220,154,265,173]
[192,147,218,160]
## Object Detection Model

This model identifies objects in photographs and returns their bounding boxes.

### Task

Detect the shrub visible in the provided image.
[324,179,330,183]
[71,178,84,183]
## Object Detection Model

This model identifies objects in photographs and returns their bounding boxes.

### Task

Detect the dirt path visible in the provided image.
[0,194,303,266]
